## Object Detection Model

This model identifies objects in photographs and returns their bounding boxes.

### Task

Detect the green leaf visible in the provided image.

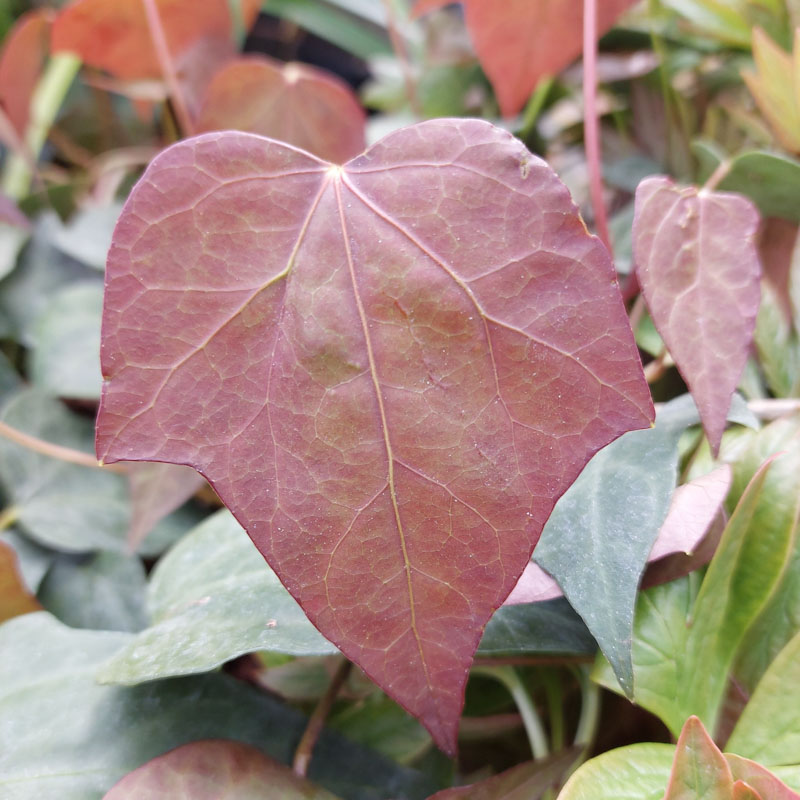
[556,743,675,800]
[733,415,800,691]
[1,529,56,592]
[595,458,790,737]
[42,204,122,272]
[104,740,342,799]
[478,598,597,658]
[0,612,437,800]
[727,630,800,767]
[717,151,800,222]
[97,510,337,685]
[660,0,753,46]
[534,397,701,695]
[664,717,733,799]
[754,282,800,398]
[37,551,147,632]
[29,282,103,399]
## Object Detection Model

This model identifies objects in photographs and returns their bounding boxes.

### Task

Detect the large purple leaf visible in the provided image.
[95,119,653,753]
[633,177,761,454]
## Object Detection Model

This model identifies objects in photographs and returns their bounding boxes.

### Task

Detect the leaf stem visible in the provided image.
[0,420,125,473]
[582,0,612,253]
[701,159,732,192]
[472,665,550,760]
[0,52,81,200]
[518,76,554,143]
[292,657,352,777]
[142,0,195,137]
[0,506,19,532]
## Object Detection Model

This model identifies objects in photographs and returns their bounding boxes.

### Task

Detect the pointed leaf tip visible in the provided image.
[96,118,652,750]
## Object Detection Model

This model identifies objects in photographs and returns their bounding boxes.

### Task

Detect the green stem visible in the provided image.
[1,53,81,200]
[574,667,601,749]
[542,669,565,752]
[518,76,553,143]
[227,0,247,48]
[473,665,550,759]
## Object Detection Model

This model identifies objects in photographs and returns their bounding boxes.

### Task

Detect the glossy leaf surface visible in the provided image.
[663,716,733,800]
[96,119,652,751]
[196,56,366,163]
[411,0,637,117]
[104,740,341,799]
[556,743,674,800]
[633,176,760,454]
[51,0,261,80]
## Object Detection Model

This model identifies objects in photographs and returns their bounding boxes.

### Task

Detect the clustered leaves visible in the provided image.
[2,0,800,798]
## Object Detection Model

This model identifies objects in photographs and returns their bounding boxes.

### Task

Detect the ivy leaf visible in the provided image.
[633,177,761,454]
[411,0,637,117]
[51,0,261,80]
[96,119,653,753]
[196,57,366,164]
[104,740,342,799]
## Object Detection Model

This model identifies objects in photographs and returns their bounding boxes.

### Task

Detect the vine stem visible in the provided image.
[472,665,550,760]
[292,658,352,777]
[0,53,81,200]
[0,420,125,473]
[582,0,612,253]
[142,0,195,137]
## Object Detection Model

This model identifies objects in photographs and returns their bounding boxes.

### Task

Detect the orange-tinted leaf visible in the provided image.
[103,739,340,799]
[731,782,763,800]
[51,0,261,80]
[725,754,800,800]
[633,177,761,454]
[0,539,42,623]
[96,119,653,753]
[412,0,637,117]
[196,56,366,163]
[664,716,733,800]
[126,462,205,552]
[0,10,52,137]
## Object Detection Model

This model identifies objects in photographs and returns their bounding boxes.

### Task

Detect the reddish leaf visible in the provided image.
[96,119,653,752]
[0,540,42,623]
[0,10,53,138]
[126,462,205,552]
[725,754,800,800]
[428,749,578,799]
[757,217,798,324]
[412,0,637,117]
[731,782,763,800]
[103,739,340,799]
[51,0,261,80]
[633,177,761,455]
[196,57,366,164]
[664,716,733,799]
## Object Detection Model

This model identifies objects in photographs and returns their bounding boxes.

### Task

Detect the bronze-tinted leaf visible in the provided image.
[96,119,653,752]
[103,739,340,799]
[0,539,42,623]
[726,754,800,800]
[0,10,52,137]
[195,56,366,163]
[51,0,261,80]
[663,716,733,800]
[633,177,761,454]
[412,0,637,117]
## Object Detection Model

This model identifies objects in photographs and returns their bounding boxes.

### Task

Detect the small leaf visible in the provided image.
[51,0,261,80]
[96,119,653,752]
[412,0,638,117]
[97,509,337,686]
[556,743,675,800]
[663,716,733,800]
[126,463,204,553]
[633,176,761,454]
[103,739,342,799]
[196,56,366,163]
[725,754,800,800]
[0,539,41,623]
[0,10,52,137]
[727,630,800,767]
[533,395,714,695]
[428,749,577,799]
